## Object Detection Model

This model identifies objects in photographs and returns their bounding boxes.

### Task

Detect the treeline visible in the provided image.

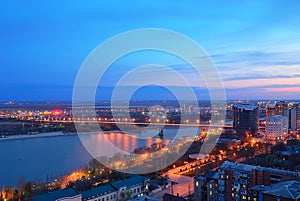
[0,119,120,136]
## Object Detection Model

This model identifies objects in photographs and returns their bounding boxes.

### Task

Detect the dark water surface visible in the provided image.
[0,127,197,187]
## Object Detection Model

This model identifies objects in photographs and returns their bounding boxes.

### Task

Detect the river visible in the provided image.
[0,127,199,187]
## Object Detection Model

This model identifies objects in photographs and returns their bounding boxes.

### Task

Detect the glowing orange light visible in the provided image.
[44,111,52,115]
[52,110,62,116]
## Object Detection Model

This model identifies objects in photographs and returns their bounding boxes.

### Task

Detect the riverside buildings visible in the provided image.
[31,175,148,201]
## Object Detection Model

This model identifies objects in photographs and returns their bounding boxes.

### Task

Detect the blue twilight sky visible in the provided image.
[1,0,300,101]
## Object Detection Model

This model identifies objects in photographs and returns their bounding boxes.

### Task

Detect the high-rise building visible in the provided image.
[266,101,288,117]
[275,101,288,116]
[194,171,218,201]
[265,115,288,140]
[233,103,258,134]
[284,102,300,132]
[284,105,297,131]
[296,103,300,132]
[266,103,276,117]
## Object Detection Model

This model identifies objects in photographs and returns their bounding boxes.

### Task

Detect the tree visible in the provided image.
[23,182,32,197]
[89,158,101,170]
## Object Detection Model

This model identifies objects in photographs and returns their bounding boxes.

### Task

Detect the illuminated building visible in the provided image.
[297,103,300,132]
[266,101,288,117]
[266,103,277,117]
[194,161,298,201]
[233,103,258,135]
[265,115,288,140]
[284,102,300,132]
[274,101,288,116]
[31,176,148,201]
[194,171,218,201]
[111,175,149,200]
[284,104,297,131]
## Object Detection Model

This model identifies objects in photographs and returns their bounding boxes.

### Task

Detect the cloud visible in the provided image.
[223,74,300,81]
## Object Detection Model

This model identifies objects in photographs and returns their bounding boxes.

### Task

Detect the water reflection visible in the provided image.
[80,132,171,158]
[0,127,198,187]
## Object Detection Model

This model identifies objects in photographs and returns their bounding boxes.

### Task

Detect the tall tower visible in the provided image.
[275,101,288,115]
[284,102,300,132]
[233,103,259,135]
[284,104,297,130]
[266,103,276,117]
[266,101,288,117]
[296,103,300,132]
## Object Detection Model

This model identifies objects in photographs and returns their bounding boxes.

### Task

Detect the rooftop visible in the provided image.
[111,175,147,189]
[266,115,287,119]
[219,161,298,176]
[266,103,276,108]
[162,193,185,201]
[82,184,116,201]
[234,103,258,111]
[251,184,272,192]
[262,180,300,199]
[195,171,218,180]
[128,195,161,201]
[31,188,79,201]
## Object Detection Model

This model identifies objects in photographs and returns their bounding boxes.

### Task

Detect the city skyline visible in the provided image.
[1,1,300,101]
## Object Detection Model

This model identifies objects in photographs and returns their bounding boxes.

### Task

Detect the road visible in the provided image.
[33,119,233,128]
[150,135,268,199]
[151,165,194,199]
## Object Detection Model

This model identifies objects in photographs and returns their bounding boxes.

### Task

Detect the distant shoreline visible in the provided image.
[0,130,128,142]
[0,132,74,142]
[0,127,181,142]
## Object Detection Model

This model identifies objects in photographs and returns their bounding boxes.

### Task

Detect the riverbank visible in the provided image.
[0,132,75,142]
[0,130,126,142]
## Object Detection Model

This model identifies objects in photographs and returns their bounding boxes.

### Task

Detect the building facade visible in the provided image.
[194,161,299,201]
[266,101,288,118]
[195,171,218,201]
[266,104,277,117]
[297,103,300,132]
[111,175,148,200]
[265,115,288,140]
[82,185,117,201]
[283,102,300,133]
[233,103,259,135]
[284,105,297,131]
